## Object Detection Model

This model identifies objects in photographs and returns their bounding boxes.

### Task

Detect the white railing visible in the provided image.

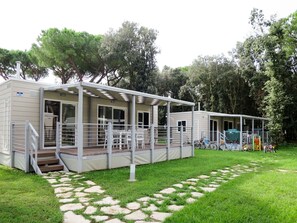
[26,122,40,174]
[55,123,192,153]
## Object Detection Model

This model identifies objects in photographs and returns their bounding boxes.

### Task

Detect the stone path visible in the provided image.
[44,162,261,223]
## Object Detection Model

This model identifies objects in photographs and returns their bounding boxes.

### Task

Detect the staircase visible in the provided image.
[31,150,68,174]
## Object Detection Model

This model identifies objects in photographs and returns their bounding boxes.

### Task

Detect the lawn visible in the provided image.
[0,166,63,223]
[1,146,297,223]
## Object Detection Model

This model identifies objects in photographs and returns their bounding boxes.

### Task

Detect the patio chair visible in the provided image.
[126,129,145,149]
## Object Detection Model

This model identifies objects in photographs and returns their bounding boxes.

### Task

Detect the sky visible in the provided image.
[1,0,297,70]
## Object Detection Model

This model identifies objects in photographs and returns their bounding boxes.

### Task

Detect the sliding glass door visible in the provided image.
[44,100,77,148]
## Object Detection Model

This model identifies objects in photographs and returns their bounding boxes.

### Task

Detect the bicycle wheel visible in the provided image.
[219,143,227,151]
[210,143,217,150]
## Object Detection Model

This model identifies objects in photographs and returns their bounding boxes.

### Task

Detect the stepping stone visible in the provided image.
[126,202,141,210]
[73,175,83,178]
[208,184,220,188]
[151,212,172,221]
[177,192,186,197]
[60,178,71,183]
[85,180,96,186]
[211,171,218,175]
[220,170,230,173]
[137,196,151,202]
[84,206,97,215]
[168,205,184,211]
[198,175,210,179]
[90,215,109,222]
[191,192,204,198]
[55,187,73,194]
[56,192,73,198]
[232,174,240,177]
[157,200,164,205]
[95,196,120,205]
[160,188,176,194]
[75,192,88,197]
[74,187,85,192]
[187,178,199,182]
[186,198,196,204]
[47,179,58,184]
[172,183,183,188]
[153,194,164,199]
[184,181,196,185]
[124,210,148,221]
[60,198,75,203]
[105,219,125,223]
[84,186,105,194]
[64,211,90,223]
[101,205,131,215]
[143,204,158,212]
[52,184,71,188]
[189,186,197,190]
[60,203,84,211]
[201,187,216,192]
[79,197,91,203]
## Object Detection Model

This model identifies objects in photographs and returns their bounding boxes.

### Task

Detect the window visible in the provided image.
[177,121,186,132]
[138,112,149,128]
[224,121,233,131]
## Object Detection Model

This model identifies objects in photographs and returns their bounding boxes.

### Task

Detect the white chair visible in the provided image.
[125,129,145,149]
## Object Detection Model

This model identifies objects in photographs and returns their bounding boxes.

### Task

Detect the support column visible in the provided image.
[131,95,136,164]
[166,102,171,160]
[191,106,195,156]
[77,84,84,173]
[240,116,243,150]
[150,124,155,163]
[180,125,183,158]
[262,120,265,143]
[39,88,44,150]
[107,121,112,169]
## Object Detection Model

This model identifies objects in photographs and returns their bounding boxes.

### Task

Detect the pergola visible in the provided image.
[41,82,195,172]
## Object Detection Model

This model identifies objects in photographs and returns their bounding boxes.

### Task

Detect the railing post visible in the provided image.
[150,124,154,163]
[107,121,113,169]
[10,122,15,168]
[180,125,183,158]
[24,121,30,173]
[166,102,171,160]
[191,106,194,156]
[56,122,60,154]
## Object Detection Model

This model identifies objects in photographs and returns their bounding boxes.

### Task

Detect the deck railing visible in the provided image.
[55,122,192,153]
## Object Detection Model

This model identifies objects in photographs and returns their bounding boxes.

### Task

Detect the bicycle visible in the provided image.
[195,137,217,150]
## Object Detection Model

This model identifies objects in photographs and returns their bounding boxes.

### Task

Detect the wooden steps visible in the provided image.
[33,150,64,173]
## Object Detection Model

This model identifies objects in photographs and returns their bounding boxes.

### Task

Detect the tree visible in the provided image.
[32,28,103,83]
[106,22,159,93]
[0,48,47,81]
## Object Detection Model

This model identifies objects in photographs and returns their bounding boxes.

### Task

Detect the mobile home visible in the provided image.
[0,79,195,174]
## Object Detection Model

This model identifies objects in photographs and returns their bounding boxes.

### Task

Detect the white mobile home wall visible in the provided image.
[170,111,210,141]
[0,79,47,168]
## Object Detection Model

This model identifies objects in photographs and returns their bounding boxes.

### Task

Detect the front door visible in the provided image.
[44,100,77,148]
[210,119,218,142]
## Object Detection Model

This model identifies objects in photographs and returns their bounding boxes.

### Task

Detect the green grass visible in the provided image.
[165,147,297,223]
[0,166,63,223]
[1,147,297,223]
[83,150,262,204]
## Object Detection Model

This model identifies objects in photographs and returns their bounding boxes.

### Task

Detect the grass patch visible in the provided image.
[83,150,261,204]
[0,166,62,223]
